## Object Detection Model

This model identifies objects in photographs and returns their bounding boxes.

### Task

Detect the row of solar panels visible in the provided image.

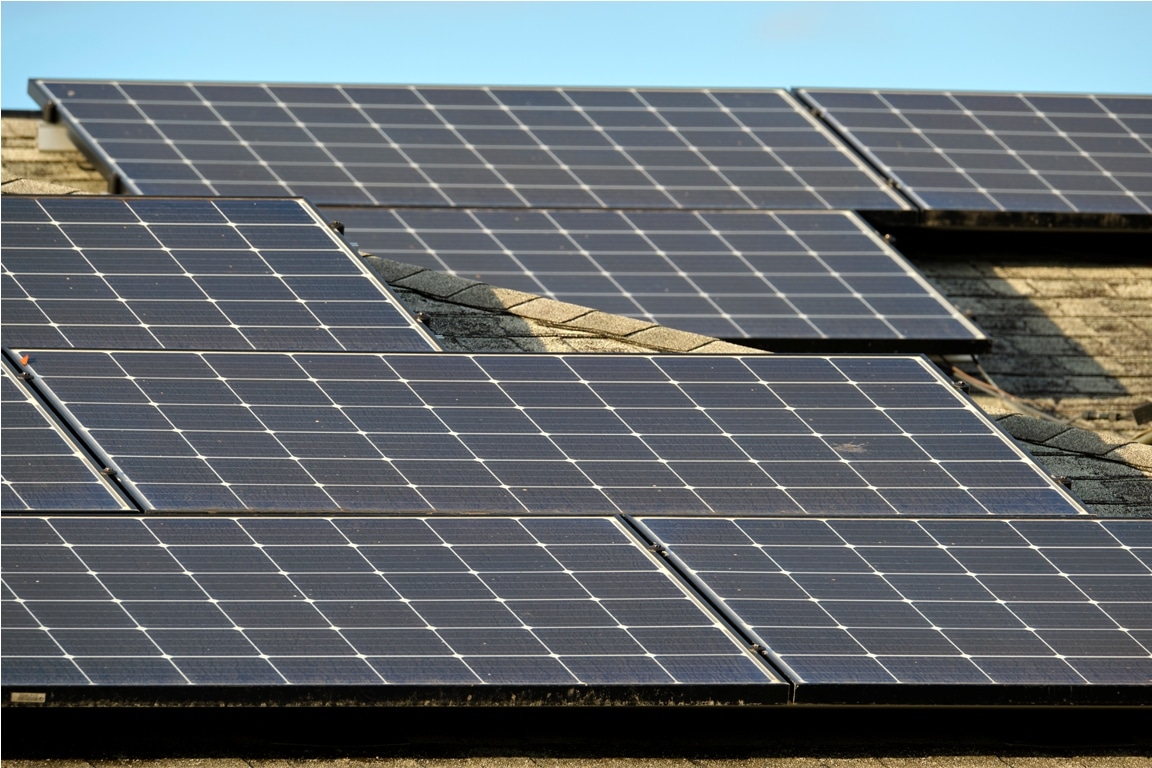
[31,81,1152,216]
[5,514,1149,704]
[2,196,985,352]
[2,347,1085,516]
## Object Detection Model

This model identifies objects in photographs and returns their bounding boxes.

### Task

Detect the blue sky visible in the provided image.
[3,2,1150,110]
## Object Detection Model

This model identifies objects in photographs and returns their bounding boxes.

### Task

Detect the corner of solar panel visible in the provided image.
[3,79,1150,707]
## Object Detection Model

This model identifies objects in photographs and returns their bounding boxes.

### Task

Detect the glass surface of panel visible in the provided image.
[640,516,1152,700]
[10,351,1086,517]
[1,197,439,353]
[798,89,1152,214]
[0,516,782,689]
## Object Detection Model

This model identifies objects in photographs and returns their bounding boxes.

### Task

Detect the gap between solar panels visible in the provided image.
[4,349,1086,517]
[0,361,137,512]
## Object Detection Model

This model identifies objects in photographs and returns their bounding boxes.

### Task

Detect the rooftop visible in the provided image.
[2,105,1151,761]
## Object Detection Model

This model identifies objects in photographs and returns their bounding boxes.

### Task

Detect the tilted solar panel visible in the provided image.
[638,516,1152,704]
[797,89,1152,215]
[330,207,985,352]
[1,197,439,353]
[9,350,1085,516]
[29,80,910,211]
[0,365,131,511]
[0,515,783,693]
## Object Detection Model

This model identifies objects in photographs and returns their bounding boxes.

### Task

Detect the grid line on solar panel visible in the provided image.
[637,517,1152,698]
[10,350,1085,516]
[329,206,985,349]
[0,364,131,511]
[30,80,911,211]
[1,197,440,353]
[0,515,783,688]
[797,89,1152,215]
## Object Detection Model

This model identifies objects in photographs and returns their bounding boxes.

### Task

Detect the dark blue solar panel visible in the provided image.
[638,517,1152,702]
[11,350,1085,516]
[0,516,782,689]
[30,80,909,211]
[0,365,130,511]
[330,207,984,352]
[1,197,439,352]
[797,89,1152,215]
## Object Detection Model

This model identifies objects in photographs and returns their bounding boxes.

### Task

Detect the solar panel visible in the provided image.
[0,364,131,511]
[30,80,910,211]
[1,197,439,353]
[11,351,1085,516]
[797,89,1152,214]
[330,207,985,352]
[638,517,1152,703]
[0,515,783,692]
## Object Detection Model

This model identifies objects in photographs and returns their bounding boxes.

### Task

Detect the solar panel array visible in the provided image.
[797,89,1152,214]
[30,80,910,211]
[12,350,1083,516]
[1,516,783,690]
[0,365,130,512]
[4,82,1150,705]
[639,517,1152,702]
[331,207,985,350]
[1,196,439,352]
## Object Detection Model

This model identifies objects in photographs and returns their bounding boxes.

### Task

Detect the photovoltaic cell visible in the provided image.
[639,517,1152,702]
[0,365,130,511]
[1,197,439,353]
[330,207,985,351]
[30,80,910,211]
[11,351,1085,516]
[797,89,1152,214]
[0,515,782,690]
